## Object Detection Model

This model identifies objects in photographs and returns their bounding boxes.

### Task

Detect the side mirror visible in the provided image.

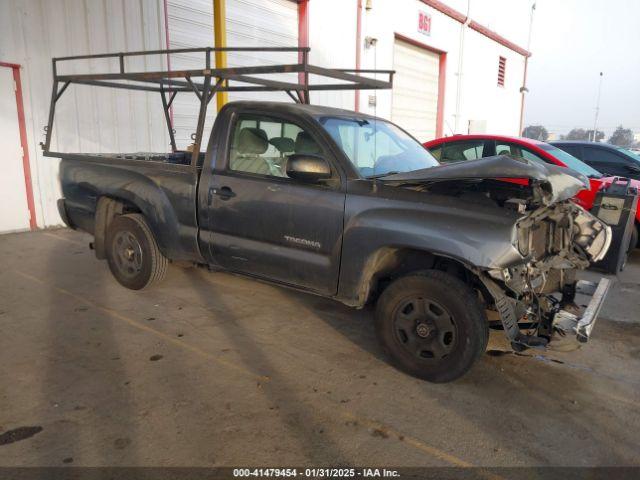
[286,154,331,182]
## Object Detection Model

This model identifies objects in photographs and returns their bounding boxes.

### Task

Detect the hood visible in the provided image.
[380,155,590,205]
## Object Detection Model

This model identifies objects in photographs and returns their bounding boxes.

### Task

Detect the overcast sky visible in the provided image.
[523,0,640,137]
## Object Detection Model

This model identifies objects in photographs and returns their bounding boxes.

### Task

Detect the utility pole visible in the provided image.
[518,2,536,136]
[591,71,603,142]
[453,0,471,133]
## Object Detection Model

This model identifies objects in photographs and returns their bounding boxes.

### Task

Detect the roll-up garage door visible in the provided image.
[166,0,298,149]
[391,39,440,142]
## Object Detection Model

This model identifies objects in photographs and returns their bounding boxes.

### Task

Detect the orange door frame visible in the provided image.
[0,61,37,230]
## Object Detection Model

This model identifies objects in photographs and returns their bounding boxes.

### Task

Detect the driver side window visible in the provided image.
[229,114,323,178]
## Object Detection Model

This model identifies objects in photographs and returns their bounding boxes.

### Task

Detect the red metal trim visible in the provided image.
[393,33,446,139]
[0,61,21,69]
[497,56,506,86]
[354,0,363,111]
[297,0,309,102]
[1,63,38,229]
[394,32,445,55]
[419,0,531,57]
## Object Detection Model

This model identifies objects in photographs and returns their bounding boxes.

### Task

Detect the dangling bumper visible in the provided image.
[553,278,612,345]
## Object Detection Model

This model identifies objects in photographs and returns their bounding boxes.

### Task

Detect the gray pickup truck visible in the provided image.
[48,49,612,382]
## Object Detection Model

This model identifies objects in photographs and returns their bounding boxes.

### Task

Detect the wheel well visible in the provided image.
[362,247,481,305]
[93,196,142,259]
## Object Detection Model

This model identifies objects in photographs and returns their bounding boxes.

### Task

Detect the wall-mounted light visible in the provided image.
[365,0,373,11]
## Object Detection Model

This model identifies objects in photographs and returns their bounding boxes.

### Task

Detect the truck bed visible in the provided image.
[54,151,204,168]
[58,153,203,263]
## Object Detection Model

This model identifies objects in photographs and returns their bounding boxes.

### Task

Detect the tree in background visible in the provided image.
[522,125,549,141]
[566,128,604,141]
[586,130,605,142]
[566,128,588,140]
[608,126,634,147]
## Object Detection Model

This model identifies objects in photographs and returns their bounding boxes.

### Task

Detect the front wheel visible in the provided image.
[375,271,488,383]
[105,214,169,290]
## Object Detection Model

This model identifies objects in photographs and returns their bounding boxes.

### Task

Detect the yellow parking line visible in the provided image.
[15,269,487,471]
[14,270,265,380]
[340,410,472,467]
[340,411,506,480]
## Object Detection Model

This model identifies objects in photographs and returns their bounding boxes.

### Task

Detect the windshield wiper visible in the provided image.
[367,171,400,179]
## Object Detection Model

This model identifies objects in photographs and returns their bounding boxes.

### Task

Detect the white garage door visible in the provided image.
[391,39,440,142]
[166,0,298,149]
[0,67,31,233]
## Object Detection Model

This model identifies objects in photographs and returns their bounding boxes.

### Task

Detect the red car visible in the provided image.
[423,135,640,234]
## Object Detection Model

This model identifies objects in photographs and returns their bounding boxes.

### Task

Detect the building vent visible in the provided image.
[497,56,506,87]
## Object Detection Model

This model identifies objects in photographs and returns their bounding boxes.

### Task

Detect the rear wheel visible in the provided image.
[105,214,168,290]
[375,270,488,383]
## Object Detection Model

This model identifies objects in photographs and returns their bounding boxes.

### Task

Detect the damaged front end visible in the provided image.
[481,200,612,351]
[383,155,613,352]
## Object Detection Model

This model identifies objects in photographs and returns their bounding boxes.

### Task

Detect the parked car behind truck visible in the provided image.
[48,49,612,382]
[551,140,640,180]
[424,134,640,250]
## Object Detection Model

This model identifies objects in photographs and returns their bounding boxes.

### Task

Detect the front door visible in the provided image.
[202,112,346,295]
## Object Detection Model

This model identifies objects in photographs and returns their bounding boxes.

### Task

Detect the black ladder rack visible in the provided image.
[43,46,394,168]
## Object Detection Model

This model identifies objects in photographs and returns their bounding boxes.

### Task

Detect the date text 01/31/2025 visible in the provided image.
[232,468,401,478]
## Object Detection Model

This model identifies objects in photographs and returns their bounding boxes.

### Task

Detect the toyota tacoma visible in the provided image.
[54,100,613,382]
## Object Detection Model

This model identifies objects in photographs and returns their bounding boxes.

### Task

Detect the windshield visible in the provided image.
[320,116,439,177]
[616,147,640,162]
[539,144,603,177]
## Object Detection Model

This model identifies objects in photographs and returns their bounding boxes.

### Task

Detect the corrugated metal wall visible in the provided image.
[307,0,357,110]
[165,0,217,151]
[0,0,528,229]
[0,0,168,227]
[166,0,299,150]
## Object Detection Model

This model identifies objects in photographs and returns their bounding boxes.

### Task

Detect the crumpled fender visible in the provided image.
[381,155,589,205]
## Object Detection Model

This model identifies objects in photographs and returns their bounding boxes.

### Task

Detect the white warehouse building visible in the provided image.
[0,0,532,232]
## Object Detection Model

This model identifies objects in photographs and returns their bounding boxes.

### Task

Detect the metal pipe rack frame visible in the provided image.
[42,46,395,169]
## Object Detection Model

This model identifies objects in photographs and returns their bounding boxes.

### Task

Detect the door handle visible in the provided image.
[208,186,236,204]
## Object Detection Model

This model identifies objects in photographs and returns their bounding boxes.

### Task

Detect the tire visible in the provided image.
[105,214,168,290]
[375,270,489,383]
